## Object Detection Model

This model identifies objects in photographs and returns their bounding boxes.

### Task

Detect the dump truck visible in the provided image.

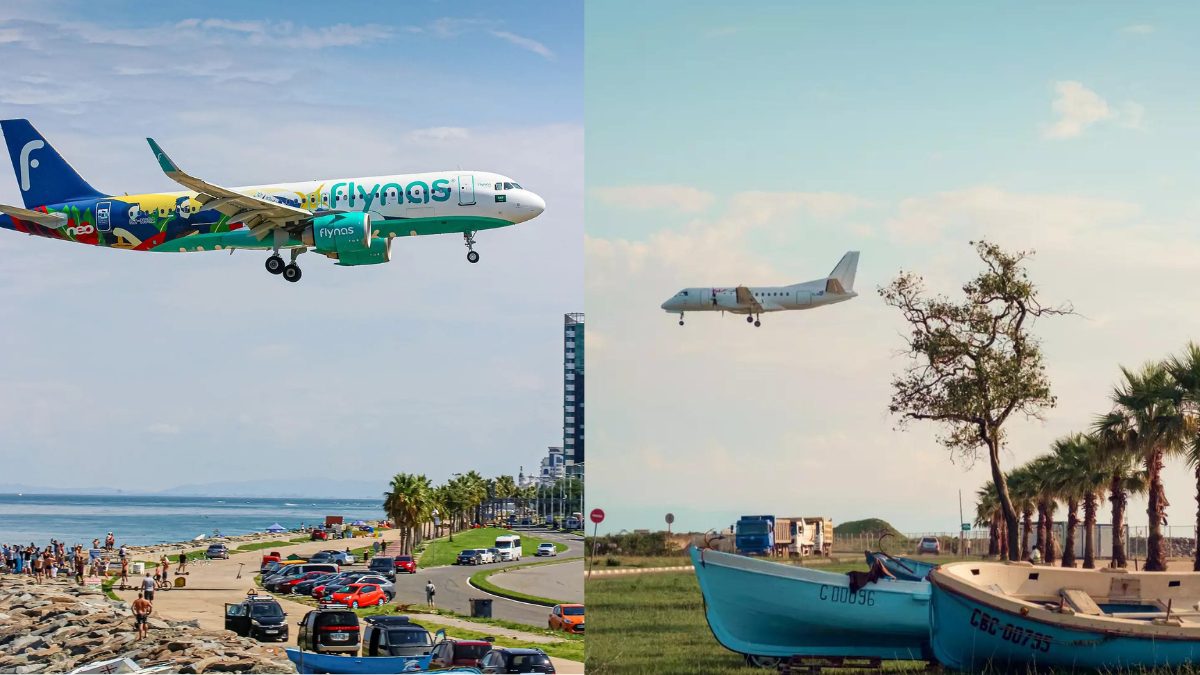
[773,517,834,557]
[734,515,776,556]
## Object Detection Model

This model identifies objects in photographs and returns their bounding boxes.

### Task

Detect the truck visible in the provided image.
[773,517,834,557]
[734,515,776,556]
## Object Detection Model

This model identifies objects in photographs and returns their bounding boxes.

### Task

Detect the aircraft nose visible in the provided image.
[526,191,546,217]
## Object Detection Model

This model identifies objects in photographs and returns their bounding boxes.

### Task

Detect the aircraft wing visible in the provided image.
[735,286,764,313]
[0,203,68,228]
[146,138,311,240]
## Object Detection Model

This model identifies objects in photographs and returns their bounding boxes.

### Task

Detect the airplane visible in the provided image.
[0,119,545,282]
[660,251,860,327]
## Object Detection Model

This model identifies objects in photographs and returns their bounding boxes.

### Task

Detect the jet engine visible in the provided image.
[302,212,391,266]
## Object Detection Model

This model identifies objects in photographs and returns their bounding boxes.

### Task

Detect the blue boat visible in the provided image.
[690,547,931,667]
[863,551,937,582]
[930,561,1200,671]
[284,648,477,674]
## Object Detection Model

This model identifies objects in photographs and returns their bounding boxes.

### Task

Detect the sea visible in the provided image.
[0,494,384,547]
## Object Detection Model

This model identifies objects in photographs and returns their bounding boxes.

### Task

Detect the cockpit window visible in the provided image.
[503,182,514,190]
[511,183,522,189]
[679,291,688,296]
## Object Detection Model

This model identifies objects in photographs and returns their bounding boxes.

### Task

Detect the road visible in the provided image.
[113,527,584,672]
[488,558,584,604]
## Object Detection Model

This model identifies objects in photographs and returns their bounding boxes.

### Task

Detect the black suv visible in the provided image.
[456,549,482,566]
[362,615,433,657]
[297,607,361,655]
[367,556,396,580]
[224,593,288,641]
[480,647,555,673]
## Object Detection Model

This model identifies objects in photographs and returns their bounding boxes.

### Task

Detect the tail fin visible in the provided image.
[825,251,859,294]
[1,119,103,208]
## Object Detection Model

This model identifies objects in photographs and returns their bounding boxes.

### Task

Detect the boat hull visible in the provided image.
[690,547,931,660]
[864,552,936,582]
[284,648,438,674]
[930,569,1200,670]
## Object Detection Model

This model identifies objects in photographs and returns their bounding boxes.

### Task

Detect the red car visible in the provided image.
[394,555,416,574]
[311,529,328,541]
[279,571,329,593]
[260,551,282,572]
[329,583,388,609]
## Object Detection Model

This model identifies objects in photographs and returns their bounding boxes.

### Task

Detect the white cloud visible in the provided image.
[591,185,715,214]
[1121,23,1154,34]
[489,30,554,60]
[1043,81,1115,139]
[729,191,870,221]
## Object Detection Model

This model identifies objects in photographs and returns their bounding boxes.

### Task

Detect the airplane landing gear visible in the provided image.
[281,248,304,283]
[746,316,754,324]
[464,231,480,263]
[754,319,761,327]
[265,254,285,275]
[679,313,685,326]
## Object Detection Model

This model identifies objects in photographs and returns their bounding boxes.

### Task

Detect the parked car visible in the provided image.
[917,537,941,555]
[548,604,584,634]
[394,554,416,574]
[311,571,373,598]
[311,529,329,541]
[368,556,397,580]
[535,543,558,557]
[480,647,555,673]
[225,592,288,642]
[348,574,395,601]
[475,549,496,564]
[456,549,483,566]
[362,616,433,657]
[264,563,340,591]
[329,550,356,565]
[297,607,360,655]
[308,551,337,564]
[292,572,341,597]
[277,571,330,594]
[205,543,229,560]
[260,551,282,572]
[328,583,388,609]
[430,637,494,668]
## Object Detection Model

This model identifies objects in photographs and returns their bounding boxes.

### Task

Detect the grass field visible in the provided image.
[469,557,578,606]
[419,528,567,568]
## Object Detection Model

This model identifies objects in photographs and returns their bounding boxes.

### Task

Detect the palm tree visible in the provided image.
[383,473,434,554]
[493,475,518,522]
[1071,433,1110,569]
[1006,466,1037,561]
[1048,433,1100,568]
[975,482,1003,558]
[1165,343,1200,571]
[1027,454,1061,564]
[1096,363,1189,571]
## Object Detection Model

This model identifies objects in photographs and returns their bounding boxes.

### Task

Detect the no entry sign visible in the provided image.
[590,508,605,525]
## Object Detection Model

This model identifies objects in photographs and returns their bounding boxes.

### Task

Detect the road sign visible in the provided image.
[961,523,971,531]
[590,508,605,525]
[665,513,675,525]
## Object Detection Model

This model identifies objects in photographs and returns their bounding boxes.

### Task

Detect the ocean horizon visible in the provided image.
[0,493,385,547]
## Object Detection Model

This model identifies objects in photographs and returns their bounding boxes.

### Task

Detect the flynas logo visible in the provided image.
[320,226,357,238]
[18,139,44,192]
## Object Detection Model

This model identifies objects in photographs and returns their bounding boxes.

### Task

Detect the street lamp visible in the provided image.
[449,473,462,543]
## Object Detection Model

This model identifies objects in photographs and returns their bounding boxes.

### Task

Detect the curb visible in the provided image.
[469,557,581,607]
[587,565,694,576]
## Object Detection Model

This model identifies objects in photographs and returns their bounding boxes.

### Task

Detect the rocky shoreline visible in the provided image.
[0,576,293,674]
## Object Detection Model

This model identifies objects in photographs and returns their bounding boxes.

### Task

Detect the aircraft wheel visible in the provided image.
[679,320,684,326]
[283,264,302,283]
[467,250,480,264]
[746,316,754,323]
[754,320,761,327]
[265,255,285,275]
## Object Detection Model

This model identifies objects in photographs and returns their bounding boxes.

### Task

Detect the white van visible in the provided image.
[494,535,522,561]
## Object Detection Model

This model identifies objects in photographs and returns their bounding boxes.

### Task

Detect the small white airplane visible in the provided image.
[661,251,860,327]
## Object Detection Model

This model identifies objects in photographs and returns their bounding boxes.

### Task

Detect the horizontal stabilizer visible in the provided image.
[0,203,68,228]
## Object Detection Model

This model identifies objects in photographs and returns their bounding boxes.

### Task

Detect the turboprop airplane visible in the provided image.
[0,119,545,282]
[661,251,859,327]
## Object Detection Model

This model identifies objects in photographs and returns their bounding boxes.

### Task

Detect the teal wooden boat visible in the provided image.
[930,561,1200,671]
[863,552,937,582]
[690,547,931,667]
[285,648,472,674]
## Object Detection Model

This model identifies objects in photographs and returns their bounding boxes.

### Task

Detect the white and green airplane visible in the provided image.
[661,251,859,327]
[0,119,546,282]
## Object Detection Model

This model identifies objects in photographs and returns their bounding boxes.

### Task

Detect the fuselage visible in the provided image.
[661,281,856,314]
[0,171,544,252]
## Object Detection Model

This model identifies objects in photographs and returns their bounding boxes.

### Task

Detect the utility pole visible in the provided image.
[958,489,964,559]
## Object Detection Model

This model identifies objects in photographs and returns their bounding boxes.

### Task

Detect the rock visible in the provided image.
[9,635,47,652]
[13,663,46,674]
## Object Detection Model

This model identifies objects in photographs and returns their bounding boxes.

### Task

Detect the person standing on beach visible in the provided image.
[425,580,436,607]
[131,592,152,640]
[177,552,187,574]
[141,572,156,601]
[31,554,42,584]
[159,555,170,581]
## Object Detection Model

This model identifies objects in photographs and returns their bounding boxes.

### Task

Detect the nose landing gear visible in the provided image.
[679,313,685,326]
[464,231,480,263]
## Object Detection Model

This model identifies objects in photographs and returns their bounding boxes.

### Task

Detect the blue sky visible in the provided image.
[586,2,1200,535]
[0,0,581,494]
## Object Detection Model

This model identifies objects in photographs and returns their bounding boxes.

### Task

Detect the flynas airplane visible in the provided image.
[0,119,545,282]
[660,251,860,327]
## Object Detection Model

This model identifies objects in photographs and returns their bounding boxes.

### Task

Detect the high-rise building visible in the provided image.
[539,447,566,485]
[563,313,584,475]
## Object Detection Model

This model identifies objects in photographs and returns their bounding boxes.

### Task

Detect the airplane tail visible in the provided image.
[0,119,103,208]
[825,251,859,294]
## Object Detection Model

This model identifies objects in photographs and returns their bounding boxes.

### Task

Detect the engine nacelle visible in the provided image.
[336,237,393,266]
[303,213,372,256]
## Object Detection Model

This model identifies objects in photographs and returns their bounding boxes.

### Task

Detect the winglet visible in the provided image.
[146,137,180,175]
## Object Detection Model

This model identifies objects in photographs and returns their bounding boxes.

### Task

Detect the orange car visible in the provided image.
[548,604,584,634]
[328,583,388,609]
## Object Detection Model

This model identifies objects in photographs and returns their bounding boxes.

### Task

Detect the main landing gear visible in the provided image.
[464,231,480,263]
[746,315,761,327]
[266,249,304,283]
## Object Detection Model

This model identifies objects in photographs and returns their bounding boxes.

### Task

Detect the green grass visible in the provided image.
[469,557,578,606]
[101,574,120,601]
[586,571,925,675]
[419,528,566,568]
[234,540,299,553]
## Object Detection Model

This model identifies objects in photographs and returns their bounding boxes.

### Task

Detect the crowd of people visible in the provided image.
[1,534,118,584]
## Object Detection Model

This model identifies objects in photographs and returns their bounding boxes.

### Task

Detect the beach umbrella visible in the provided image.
[352,520,367,526]
[266,523,286,533]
